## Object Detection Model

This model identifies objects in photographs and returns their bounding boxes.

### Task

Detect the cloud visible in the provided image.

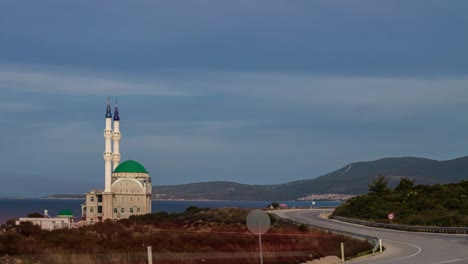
[200,72,468,105]
[0,101,44,112]
[2,64,467,107]
[0,67,192,96]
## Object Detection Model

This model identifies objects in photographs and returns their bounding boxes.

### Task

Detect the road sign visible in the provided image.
[246,210,271,264]
[388,213,394,220]
[247,209,271,235]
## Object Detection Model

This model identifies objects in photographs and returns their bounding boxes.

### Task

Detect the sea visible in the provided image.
[0,198,341,224]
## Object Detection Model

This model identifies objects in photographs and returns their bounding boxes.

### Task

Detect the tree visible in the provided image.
[27,212,44,218]
[368,174,389,194]
[268,202,279,209]
[395,177,415,192]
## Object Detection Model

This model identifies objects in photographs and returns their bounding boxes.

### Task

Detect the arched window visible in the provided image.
[114,208,117,213]
[90,207,94,213]
[130,208,134,214]
[121,208,125,213]
[90,196,94,202]
[137,208,141,213]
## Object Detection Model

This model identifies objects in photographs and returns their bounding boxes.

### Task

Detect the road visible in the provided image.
[273,209,468,264]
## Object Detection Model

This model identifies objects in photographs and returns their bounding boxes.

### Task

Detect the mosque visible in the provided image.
[81,98,152,224]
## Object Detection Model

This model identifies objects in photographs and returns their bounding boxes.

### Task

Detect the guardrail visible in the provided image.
[331,216,468,234]
[270,213,381,254]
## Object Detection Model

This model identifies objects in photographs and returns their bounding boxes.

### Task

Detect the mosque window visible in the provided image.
[130,208,134,214]
[121,208,125,213]
[114,208,117,213]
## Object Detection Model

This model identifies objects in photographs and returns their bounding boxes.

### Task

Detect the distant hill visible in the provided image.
[154,156,468,200]
[154,181,278,201]
[42,194,85,199]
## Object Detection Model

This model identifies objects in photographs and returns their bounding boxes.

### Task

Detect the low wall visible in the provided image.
[331,215,468,234]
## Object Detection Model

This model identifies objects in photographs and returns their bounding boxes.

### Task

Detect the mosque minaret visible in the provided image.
[82,98,152,224]
[104,97,113,193]
[112,100,121,171]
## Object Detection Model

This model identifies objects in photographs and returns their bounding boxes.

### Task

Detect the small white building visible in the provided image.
[16,209,76,230]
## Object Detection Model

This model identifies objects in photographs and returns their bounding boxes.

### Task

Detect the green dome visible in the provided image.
[57,209,74,217]
[113,160,148,173]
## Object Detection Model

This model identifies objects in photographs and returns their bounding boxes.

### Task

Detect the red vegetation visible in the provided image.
[0,207,372,263]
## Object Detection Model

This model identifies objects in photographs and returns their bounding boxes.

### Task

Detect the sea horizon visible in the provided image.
[0,198,341,225]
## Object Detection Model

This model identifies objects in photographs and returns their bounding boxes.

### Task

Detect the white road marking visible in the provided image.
[369,239,422,264]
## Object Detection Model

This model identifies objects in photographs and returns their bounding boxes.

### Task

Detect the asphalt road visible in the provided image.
[273,209,468,264]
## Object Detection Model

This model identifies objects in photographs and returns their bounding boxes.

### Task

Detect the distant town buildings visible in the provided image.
[81,98,152,224]
[16,210,76,230]
[297,193,356,201]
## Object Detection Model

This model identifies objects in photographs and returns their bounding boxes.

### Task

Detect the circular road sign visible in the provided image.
[388,213,394,220]
[246,209,271,235]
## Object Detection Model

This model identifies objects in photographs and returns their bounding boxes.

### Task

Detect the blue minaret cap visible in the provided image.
[113,99,120,121]
[106,97,112,118]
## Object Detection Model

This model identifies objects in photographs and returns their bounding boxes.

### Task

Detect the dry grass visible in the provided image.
[1,208,373,264]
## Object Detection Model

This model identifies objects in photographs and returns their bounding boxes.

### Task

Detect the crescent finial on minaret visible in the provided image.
[113,99,120,121]
[106,96,112,118]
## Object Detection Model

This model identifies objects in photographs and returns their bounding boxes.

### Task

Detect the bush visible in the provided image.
[334,178,468,226]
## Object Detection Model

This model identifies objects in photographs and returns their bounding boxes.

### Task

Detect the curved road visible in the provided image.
[273,209,468,264]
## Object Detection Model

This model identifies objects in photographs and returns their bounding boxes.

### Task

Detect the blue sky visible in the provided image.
[1,1,467,197]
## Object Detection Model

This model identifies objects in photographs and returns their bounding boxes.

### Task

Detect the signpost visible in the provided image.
[247,209,271,264]
[388,212,394,224]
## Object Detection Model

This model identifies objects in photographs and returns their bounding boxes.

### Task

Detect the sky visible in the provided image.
[0,1,467,197]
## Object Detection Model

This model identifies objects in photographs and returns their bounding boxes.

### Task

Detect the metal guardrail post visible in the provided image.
[340,242,345,262]
[147,246,153,264]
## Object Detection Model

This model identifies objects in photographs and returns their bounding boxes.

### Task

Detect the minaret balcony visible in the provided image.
[112,155,121,163]
[112,132,121,141]
[103,152,113,160]
[104,129,113,138]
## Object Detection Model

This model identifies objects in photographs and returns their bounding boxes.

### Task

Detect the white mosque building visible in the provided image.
[81,98,152,224]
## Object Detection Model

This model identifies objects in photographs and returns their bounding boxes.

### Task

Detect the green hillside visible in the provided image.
[154,156,468,200]
[333,177,468,227]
